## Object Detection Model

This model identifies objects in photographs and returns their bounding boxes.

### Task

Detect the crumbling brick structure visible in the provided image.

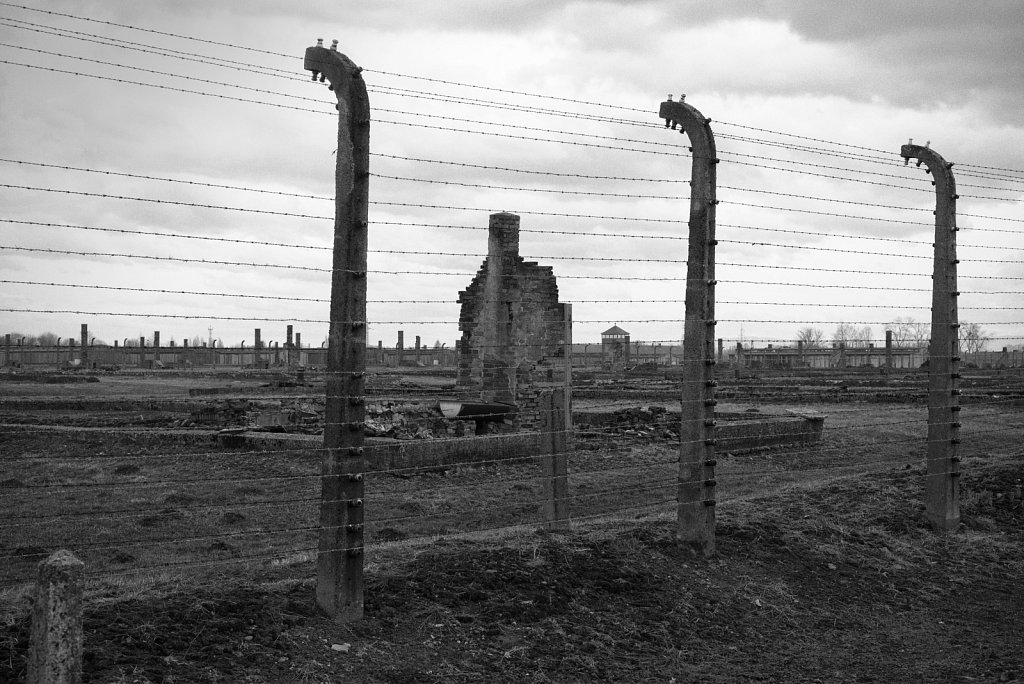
[457,212,570,429]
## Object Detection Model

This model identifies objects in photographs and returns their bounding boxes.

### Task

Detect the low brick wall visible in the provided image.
[716,415,825,452]
[241,431,543,471]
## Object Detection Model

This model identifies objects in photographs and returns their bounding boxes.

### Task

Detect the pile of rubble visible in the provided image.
[184,398,323,432]
[186,397,466,440]
[363,401,464,439]
[575,406,678,441]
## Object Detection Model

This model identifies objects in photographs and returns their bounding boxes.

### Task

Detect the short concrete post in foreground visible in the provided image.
[28,550,85,684]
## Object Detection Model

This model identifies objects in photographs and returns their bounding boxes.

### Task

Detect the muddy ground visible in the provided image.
[1,369,1022,682]
[1,453,1021,683]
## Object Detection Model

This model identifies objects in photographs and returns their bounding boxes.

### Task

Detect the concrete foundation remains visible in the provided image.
[574,407,825,452]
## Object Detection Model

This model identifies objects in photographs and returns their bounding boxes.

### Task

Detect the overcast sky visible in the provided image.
[1,0,1021,351]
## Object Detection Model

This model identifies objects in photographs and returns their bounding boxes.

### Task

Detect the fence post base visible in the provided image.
[540,390,570,531]
[28,550,84,684]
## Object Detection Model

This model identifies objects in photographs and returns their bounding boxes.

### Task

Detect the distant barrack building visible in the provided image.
[731,342,928,370]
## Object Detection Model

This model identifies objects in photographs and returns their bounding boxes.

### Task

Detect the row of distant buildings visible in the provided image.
[6,323,1020,370]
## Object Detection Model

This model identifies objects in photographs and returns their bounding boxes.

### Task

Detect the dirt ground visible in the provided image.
[1,369,1022,682]
[2,451,1021,683]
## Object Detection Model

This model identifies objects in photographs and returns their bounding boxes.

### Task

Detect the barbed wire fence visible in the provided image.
[1,3,1022,623]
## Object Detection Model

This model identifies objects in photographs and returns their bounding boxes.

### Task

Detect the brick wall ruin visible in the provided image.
[456,212,570,428]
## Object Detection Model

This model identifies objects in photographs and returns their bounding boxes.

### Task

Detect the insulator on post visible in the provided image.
[330,39,339,51]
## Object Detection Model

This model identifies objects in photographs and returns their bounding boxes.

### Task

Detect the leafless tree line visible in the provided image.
[795,317,989,353]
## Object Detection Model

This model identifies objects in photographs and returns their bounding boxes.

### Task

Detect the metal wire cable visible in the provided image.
[5,5,1023,184]
[0,2,299,60]
[0,15,297,77]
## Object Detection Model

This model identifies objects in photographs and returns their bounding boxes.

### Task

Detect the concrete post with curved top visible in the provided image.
[900,142,961,532]
[306,38,369,621]
[659,96,718,557]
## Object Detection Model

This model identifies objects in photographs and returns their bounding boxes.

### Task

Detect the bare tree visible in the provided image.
[854,325,873,347]
[796,327,824,347]
[833,323,872,348]
[908,321,930,349]
[960,322,989,355]
[833,322,855,346]
[888,316,923,347]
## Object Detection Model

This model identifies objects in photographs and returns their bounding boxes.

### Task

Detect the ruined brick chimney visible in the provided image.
[457,212,569,427]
